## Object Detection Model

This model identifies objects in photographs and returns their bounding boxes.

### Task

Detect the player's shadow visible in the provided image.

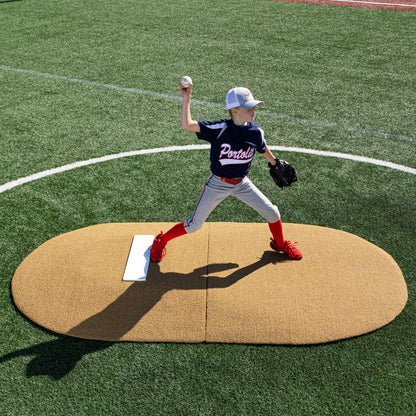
[67,250,287,340]
[0,337,112,380]
[0,0,26,4]
[1,251,287,379]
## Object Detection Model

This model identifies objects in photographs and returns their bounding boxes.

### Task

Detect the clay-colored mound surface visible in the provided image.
[12,223,407,344]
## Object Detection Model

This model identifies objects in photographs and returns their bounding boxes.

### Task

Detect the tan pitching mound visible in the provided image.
[12,223,407,344]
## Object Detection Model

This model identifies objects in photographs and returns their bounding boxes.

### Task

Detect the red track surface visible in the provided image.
[269,0,416,11]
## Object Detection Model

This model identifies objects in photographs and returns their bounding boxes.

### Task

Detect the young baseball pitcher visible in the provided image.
[150,80,302,261]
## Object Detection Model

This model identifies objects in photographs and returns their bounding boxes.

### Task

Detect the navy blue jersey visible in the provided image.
[196,119,267,178]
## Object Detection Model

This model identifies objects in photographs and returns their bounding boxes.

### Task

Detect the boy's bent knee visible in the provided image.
[266,205,280,223]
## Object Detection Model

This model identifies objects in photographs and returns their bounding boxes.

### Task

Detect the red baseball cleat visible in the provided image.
[270,238,303,260]
[150,232,167,262]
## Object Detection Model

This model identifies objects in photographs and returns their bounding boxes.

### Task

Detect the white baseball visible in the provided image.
[180,76,192,88]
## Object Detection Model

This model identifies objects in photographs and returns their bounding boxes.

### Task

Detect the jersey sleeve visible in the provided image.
[247,125,267,153]
[196,120,228,143]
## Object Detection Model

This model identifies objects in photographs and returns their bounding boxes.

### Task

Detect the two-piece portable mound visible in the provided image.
[12,222,407,344]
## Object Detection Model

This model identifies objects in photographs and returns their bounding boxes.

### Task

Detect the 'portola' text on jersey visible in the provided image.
[196,119,267,178]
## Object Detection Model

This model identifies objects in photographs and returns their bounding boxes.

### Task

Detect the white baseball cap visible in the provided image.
[225,87,264,110]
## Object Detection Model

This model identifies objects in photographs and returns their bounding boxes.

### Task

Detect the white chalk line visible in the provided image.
[1,65,415,143]
[0,145,414,195]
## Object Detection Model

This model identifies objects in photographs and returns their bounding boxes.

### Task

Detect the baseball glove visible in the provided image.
[268,158,298,188]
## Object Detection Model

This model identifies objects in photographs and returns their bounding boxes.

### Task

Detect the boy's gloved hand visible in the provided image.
[268,158,298,188]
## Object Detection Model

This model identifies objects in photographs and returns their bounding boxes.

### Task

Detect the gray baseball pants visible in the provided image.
[184,174,280,234]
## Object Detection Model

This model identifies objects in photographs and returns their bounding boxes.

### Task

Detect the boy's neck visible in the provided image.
[231,118,251,127]
[231,117,248,127]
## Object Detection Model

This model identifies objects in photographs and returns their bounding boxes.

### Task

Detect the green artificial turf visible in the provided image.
[0,0,415,415]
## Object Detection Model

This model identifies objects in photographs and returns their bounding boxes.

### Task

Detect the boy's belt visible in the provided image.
[220,177,243,184]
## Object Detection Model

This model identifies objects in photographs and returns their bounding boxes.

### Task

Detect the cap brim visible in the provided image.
[239,100,264,108]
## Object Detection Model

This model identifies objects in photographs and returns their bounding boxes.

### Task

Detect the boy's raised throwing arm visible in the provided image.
[180,83,200,133]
